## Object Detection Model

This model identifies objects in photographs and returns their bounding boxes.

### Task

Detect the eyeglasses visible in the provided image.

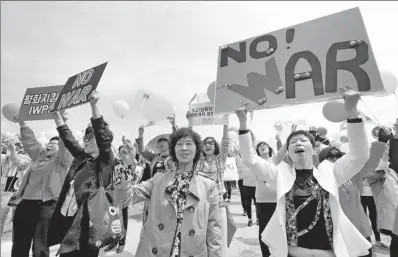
[204,141,215,146]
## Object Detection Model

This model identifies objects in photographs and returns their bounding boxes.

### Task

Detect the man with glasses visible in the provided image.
[10,111,73,257]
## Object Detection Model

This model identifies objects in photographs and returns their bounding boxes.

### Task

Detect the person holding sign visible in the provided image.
[254,138,287,257]
[46,91,115,257]
[127,127,222,257]
[10,111,72,257]
[195,125,230,256]
[237,88,372,257]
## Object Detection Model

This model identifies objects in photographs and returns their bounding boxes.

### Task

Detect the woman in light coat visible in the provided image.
[236,88,371,257]
[128,127,222,257]
[367,143,398,237]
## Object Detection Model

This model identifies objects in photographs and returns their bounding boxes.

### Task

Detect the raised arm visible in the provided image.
[88,91,114,163]
[51,111,73,167]
[236,109,278,185]
[332,89,370,186]
[14,113,45,162]
[219,125,230,164]
[351,141,387,187]
[128,172,162,205]
[135,125,156,163]
[206,182,222,256]
[5,142,31,170]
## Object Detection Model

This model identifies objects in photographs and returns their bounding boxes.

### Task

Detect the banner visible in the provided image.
[224,157,239,181]
[213,7,383,114]
[19,85,64,121]
[53,62,108,112]
[340,110,376,131]
[188,102,229,126]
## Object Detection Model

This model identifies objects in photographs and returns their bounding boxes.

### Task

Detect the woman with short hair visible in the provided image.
[236,88,371,257]
[127,127,222,257]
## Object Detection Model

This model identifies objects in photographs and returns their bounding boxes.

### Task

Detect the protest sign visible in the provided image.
[224,157,239,181]
[213,7,384,114]
[52,62,108,112]
[19,85,64,121]
[188,101,229,126]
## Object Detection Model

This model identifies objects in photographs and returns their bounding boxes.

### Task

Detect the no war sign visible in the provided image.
[19,85,64,121]
[52,62,108,112]
[213,7,384,114]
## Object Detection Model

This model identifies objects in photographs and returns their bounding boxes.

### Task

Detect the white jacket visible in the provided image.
[239,122,371,257]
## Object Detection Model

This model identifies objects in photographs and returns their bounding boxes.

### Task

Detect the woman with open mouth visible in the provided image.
[195,124,230,257]
[236,87,372,257]
[127,127,222,257]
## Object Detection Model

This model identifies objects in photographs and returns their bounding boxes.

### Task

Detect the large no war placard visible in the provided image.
[213,7,384,114]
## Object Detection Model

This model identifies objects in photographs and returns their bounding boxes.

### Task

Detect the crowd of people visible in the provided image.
[1,88,398,257]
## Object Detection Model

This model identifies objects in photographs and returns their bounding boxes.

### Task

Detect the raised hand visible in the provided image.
[138,125,144,137]
[291,124,297,133]
[340,86,360,118]
[88,90,100,106]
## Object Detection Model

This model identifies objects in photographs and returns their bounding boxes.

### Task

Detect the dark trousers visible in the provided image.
[59,204,99,257]
[243,185,256,219]
[238,179,245,212]
[120,207,128,245]
[223,181,233,200]
[12,199,57,257]
[256,202,276,257]
[361,196,380,241]
[391,233,398,257]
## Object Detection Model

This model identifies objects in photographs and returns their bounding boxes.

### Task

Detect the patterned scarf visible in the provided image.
[285,175,334,248]
[165,170,194,257]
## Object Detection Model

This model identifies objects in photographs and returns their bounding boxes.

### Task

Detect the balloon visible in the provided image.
[206,81,216,103]
[322,100,346,123]
[2,103,20,122]
[340,132,349,144]
[340,143,349,153]
[316,127,328,137]
[134,91,174,122]
[373,71,397,97]
[330,140,342,149]
[371,126,380,139]
[113,100,130,118]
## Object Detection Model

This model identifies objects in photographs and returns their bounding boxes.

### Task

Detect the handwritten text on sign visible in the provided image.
[213,8,383,114]
[53,62,108,112]
[19,85,64,121]
[188,102,229,126]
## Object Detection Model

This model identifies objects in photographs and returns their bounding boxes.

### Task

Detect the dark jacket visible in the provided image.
[389,138,398,174]
[47,116,114,254]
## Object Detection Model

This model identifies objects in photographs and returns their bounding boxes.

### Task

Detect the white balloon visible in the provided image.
[113,100,130,118]
[373,71,397,97]
[340,131,349,143]
[134,91,174,122]
[330,140,342,149]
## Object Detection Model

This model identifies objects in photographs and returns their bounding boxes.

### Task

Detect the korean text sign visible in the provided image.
[19,85,64,121]
[188,102,229,126]
[52,62,108,112]
[214,8,383,114]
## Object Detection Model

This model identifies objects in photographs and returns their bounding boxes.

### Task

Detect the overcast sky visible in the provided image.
[1,1,397,149]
